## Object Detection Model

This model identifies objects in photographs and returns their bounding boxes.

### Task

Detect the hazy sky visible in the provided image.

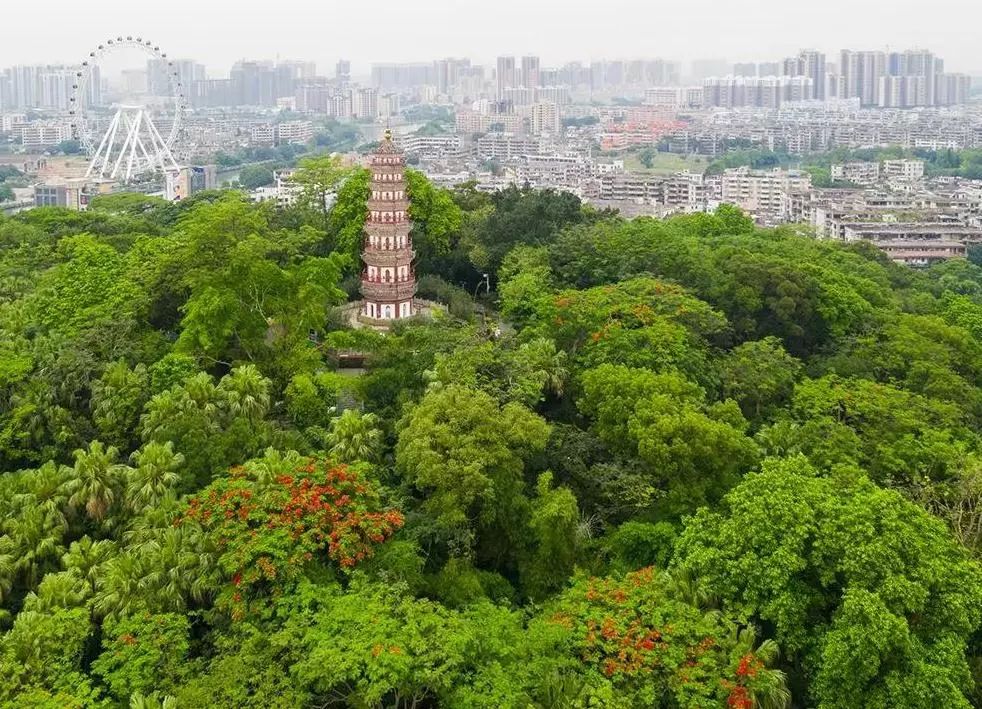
[3,0,980,75]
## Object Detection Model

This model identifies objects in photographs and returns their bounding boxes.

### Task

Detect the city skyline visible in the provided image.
[2,0,981,75]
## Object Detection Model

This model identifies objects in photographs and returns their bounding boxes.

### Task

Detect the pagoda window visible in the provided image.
[384,304,393,318]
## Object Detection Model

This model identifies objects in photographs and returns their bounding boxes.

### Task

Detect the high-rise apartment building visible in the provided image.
[840,50,887,106]
[782,50,826,100]
[2,65,101,110]
[147,59,205,98]
[371,63,434,90]
[352,87,378,119]
[336,59,351,84]
[530,101,560,135]
[496,56,517,100]
[521,55,541,89]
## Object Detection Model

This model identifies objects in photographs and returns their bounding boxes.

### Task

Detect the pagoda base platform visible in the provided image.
[339,299,447,331]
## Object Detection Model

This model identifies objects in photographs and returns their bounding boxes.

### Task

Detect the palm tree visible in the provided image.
[12,461,72,532]
[219,365,271,422]
[327,410,383,464]
[538,345,570,399]
[63,536,117,594]
[0,535,15,604]
[65,440,126,523]
[93,552,148,620]
[130,693,177,709]
[2,506,66,591]
[243,447,303,486]
[22,570,89,612]
[138,525,215,612]
[728,625,792,709]
[126,441,184,511]
[661,567,718,610]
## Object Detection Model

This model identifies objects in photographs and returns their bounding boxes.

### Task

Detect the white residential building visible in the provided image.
[882,159,925,180]
[721,167,812,223]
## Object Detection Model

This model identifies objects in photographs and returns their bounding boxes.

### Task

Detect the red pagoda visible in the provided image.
[360,130,416,321]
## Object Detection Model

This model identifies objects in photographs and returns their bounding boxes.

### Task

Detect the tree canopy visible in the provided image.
[1,179,981,707]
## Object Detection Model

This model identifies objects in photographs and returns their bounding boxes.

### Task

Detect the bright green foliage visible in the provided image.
[175,622,309,708]
[65,440,125,523]
[497,245,554,324]
[429,336,568,407]
[674,456,982,708]
[91,361,150,450]
[327,410,383,464]
[176,236,346,368]
[289,154,353,232]
[284,370,354,440]
[525,277,728,386]
[788,374,976,485]
[405,168,463,269]
[29,235,146,334]
[125,442,183,512]
[292,582,471,706]
[140,367,273,485]
[147,353,198,394]
[91,613,189,701]
[720,337,803,422]
[327,167,371,264]
[0,607,96,704]
[396,385,550,553]
[579,365,758,515]
[942,292,982,341]
[522,472,580,599]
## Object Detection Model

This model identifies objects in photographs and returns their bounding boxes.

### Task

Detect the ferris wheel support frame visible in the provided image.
[86,106,181,182]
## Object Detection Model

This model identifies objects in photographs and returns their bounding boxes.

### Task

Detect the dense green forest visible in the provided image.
[1,161,982,708]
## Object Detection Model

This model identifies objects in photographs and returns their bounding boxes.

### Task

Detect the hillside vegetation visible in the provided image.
[1,170,982,708]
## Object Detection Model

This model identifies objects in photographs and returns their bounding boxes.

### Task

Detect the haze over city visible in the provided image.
[2,0,981,73]
[4,0,982,706]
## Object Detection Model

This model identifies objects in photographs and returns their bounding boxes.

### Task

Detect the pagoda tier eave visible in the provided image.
[365,223,413,236]
[362,248,415,267]
[360,281,418,300]
[367,199,410,211]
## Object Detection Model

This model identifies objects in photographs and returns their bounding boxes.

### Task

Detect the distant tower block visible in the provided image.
[360,130,417,321]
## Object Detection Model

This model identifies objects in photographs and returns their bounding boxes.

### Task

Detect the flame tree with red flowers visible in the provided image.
[541,567,790,708]
[182,457,403,619]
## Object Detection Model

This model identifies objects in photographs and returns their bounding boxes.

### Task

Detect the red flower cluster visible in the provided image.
[183,459,404,618]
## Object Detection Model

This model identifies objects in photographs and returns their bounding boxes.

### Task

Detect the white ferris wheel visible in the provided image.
[69,36,188,183]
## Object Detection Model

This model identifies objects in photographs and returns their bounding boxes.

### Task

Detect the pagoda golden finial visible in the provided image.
[384,128,392,142]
